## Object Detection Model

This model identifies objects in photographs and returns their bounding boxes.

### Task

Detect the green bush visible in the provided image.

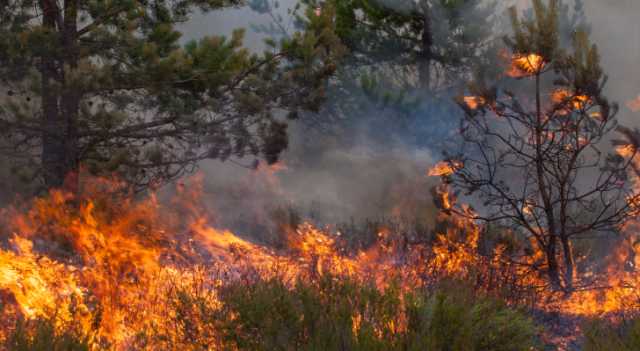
[582,318,640,351]
[217,276,401,351]
[215,277,539,351]
[404,285,538,351]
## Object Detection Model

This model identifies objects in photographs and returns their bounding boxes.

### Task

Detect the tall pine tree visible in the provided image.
[0,0,344,191]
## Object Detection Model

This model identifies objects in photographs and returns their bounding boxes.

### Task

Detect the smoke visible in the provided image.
[182,0,640,235]
[196,127,439,230]
[176,0,450,234]
[582,0,640,126]
[2,0,638,238]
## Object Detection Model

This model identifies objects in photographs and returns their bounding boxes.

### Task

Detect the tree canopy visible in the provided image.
[0,0,344,191]
[291,0,498,148]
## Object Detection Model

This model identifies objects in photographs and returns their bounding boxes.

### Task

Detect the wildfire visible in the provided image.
[0,172,492,348]
[0,176,420,347]
[0,236,86,321]
[507,53,545,78]
[551,89,590,114]
[432,204,481,276]
[428,160,463,177]
[616,144,636,159]
[3,163,640,347]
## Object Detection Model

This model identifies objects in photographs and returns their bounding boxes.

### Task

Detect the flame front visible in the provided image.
[3,157,640,348]
[0,174,495,348]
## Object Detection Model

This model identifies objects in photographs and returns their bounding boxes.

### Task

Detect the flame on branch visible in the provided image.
[551,89,591,114]
[463,96,487,110]
[428,160,463,177]
[506,53,546,78]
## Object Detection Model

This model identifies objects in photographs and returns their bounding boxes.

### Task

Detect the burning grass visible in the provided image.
[1,172,640,349]
[0,175,476,349]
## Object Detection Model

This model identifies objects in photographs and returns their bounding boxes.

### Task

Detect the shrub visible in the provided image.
[404,283,538,351]
[7,318,90,351]
[582,318,640,351]
[217,276,401,351]
[216,277,539,351]
[3,276,539,350]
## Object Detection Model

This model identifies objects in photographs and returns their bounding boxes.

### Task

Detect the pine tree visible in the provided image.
[292,0,498,148]
[0,0,344,191]
[332,0,496,91]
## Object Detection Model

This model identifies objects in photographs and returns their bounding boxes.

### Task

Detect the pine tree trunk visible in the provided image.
[61,0,80,193]
[40,0,80,192]
[41,85,67,189]
[418,2,433,91]
[40,0,67,189]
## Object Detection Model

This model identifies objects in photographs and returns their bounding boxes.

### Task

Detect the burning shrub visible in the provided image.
[444,0,640,294]
[3,173,637,349]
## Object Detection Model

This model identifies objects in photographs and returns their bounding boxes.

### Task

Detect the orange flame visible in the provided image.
[428,160,463,177]
[463,96,486,110]
[2,166,640,348]
[507,53,545,78]
[551,89,590,114]
[0,236,86,321]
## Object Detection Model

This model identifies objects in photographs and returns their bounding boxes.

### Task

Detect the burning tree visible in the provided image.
[0,0,344,191]
[443,0,640,292]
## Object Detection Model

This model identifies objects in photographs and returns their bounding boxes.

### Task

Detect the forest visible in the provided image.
[1,0,640,350]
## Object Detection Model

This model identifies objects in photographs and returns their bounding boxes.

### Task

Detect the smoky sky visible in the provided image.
[175,0,640,231]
